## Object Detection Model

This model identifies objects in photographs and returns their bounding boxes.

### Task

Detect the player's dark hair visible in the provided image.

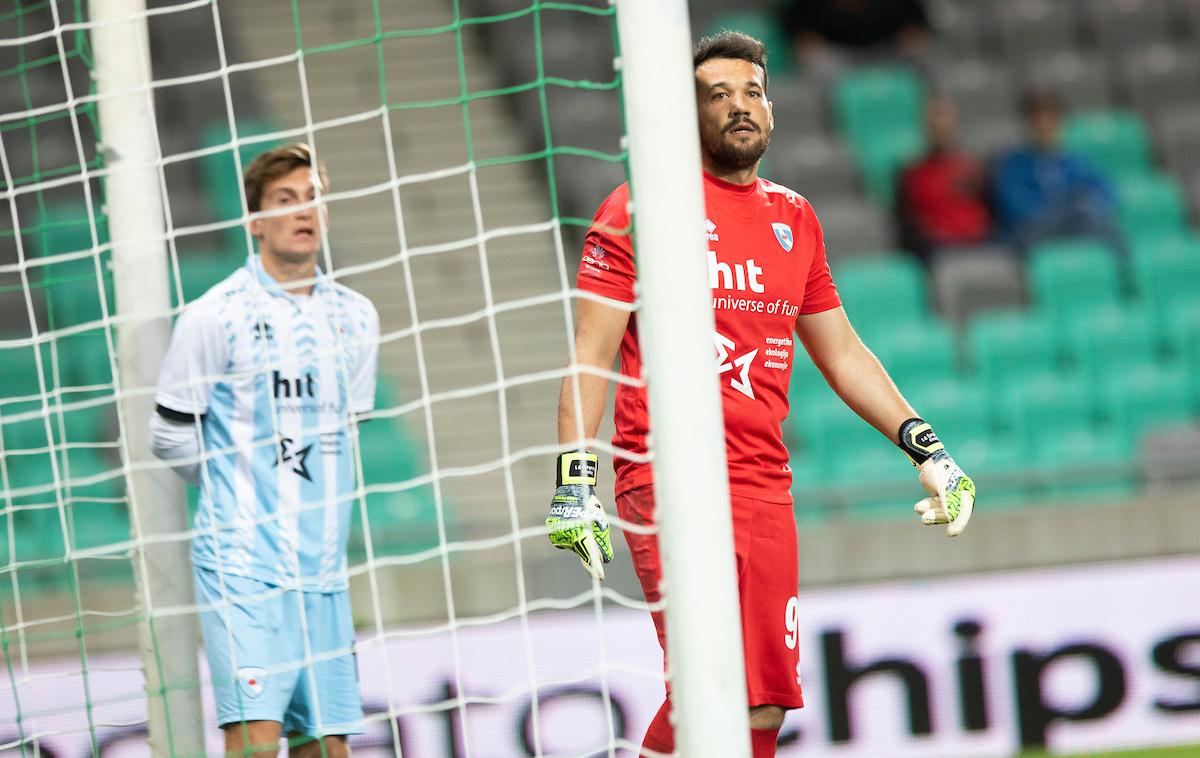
[693,31,768,90]
[243,142,330,212]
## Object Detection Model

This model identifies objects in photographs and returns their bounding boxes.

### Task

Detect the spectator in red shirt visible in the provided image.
[897,96,992,260]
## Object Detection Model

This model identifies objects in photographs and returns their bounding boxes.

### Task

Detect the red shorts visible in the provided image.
[616,485,804,709]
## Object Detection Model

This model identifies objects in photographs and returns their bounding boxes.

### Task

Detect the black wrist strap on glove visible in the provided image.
[556,451,598,487]
[897,417,945,466]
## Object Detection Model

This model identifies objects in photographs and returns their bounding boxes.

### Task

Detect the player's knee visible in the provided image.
[748,704,785,731]
[289,734,348,758]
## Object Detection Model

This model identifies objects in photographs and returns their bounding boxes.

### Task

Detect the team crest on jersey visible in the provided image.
[771,223,793,252]
[237,667,267,698]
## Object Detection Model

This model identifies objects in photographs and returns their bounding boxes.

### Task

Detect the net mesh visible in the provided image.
[1,1,655,755]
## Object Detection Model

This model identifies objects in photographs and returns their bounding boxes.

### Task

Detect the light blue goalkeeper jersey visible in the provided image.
[155,256,379,592]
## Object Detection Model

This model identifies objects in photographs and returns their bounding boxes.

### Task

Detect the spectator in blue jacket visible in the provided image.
[992,91,1124,255]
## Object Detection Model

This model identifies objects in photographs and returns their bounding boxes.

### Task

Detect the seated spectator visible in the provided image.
[897,96,992,260]
[991,91,1124,255]
[780,0,931,77]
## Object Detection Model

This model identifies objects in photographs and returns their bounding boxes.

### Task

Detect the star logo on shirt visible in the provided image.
[275,436,314,482]
[715,331,757,400]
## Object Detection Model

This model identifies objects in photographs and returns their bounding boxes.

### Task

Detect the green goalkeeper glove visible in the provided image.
[546,451,614,580]
[899,418,976,537]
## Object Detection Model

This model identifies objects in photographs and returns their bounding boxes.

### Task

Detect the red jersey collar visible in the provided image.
[703,172,760,195]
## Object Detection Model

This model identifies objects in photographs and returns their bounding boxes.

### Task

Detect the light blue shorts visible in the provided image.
[193,568,364,736]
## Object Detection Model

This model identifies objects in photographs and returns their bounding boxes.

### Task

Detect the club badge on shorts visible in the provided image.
[238,667,268,698]
[771,222,793,252]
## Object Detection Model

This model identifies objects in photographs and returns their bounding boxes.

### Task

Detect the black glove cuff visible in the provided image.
[897,417,945,465]
[556,451,598,487]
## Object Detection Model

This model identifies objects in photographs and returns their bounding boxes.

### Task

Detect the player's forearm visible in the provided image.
[557,370,608,448]
[821,341,917,444]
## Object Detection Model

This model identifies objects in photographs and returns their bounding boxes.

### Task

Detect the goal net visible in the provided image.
[1,1,743,756]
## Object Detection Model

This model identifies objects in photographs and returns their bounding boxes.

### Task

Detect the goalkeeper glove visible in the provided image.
[546,451,614,580]
[898,418,976,537]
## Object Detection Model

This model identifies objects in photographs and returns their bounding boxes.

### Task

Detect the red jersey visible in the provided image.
[577,173,842,503]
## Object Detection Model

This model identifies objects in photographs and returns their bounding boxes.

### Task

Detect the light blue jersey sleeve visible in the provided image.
[155,302,230,416]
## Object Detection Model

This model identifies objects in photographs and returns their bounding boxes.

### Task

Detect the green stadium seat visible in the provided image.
[831,446,920,520]
[870,318,959,396]
[55,328,115,390]
[173,251,243,307]
[351,412,441,557]
[1036,428,1137,501]
[1061,110,1152,180]
[1164,300,1200,361]
[0,342,53,401]
[790,456,832,522]
[1102,363,1193,441]
[27,203,114,330]
[857,128,924,205]
[1065,305,1159,387]
[27,202,109,258]
[704,12,794,76]
[834,66,925,148]
[967,310,1059,396]
[1028,239,1122,325]
[1002,372,1095,455]
[1118,174,1188,238]
[833,66,925,204]
[906,379,989,447]
[807,394,879,459]
[833,254,928,330]
[1130,231,1200,319]
[200,120,284,249]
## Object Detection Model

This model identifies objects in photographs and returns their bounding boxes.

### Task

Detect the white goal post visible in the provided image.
[88,0,204,754]
[615,1,751,755]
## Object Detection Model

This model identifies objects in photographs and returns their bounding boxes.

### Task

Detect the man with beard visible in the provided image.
[546,32,976,757]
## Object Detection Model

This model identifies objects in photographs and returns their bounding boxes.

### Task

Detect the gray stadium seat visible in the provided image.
[811,198,896,261]
[1119,44,1200,119]
[1140,423,1200,486]
[1085,0,1173,56]
[545,87,623,154]
[1021,51,1112,112]
[931,245,1026,323]
[960,117,1023,161]
[768,136,860,208]
[937,59,1018,130]
[927,0,988,58]
[1156,105,1200,194]
[768,75,827,137]
[996,0,1078,65]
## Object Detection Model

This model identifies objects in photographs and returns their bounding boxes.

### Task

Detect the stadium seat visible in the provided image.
[1022,51,1113,113]
[1062,110,1153,181]
[807,394,879,458]
[704,11,794,75]
[27,203,115,330]
[812,198,896,260]
[831,446,920,520]
[832,254,928,330]
[765,75,827,138]
[905,379,989,448]
[937,59,1018,132]
[869,317,959,395]
[967,310,1058,395]
[769,136,860,209]
[996,0,1078,64]
[1037,428,1137,501]
[173,250,244,307]
[1119,44,1200,120]
[856,128,925,205]
[199,120,283,247]
[0,342,53,402]
[1130,231,1200,318]
[1087,0,1173,56]
[1066,304,1159,387]
[833,65,925,155]
[55,328,115,390]
[1102,362,1194,441]
[1003,372,1095,453]
[1117,174,1188,238]
[1156,103,1200,179]
[1028,239,1122,325]
[932,246,1025,324]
